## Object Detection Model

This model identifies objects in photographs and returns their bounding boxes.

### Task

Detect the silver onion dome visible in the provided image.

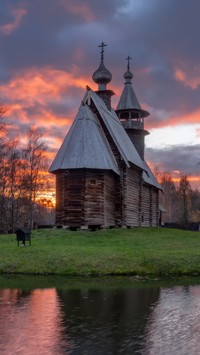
[124,56,133,83]
[92,61,112,87]
[124,69,133,82]
[92,42,112,90]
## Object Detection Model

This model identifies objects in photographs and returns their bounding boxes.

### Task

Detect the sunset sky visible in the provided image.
[0,0,200,186]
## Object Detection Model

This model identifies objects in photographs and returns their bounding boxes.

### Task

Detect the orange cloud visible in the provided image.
[0,8,27,35]
[58,1,95,22]
[1,67,93,131]
[0,66,97,166]
[1,67,92,104]
[33,109,72,127]
[163,110,200,127]
[138,66,152,76]
[174,67,200,89]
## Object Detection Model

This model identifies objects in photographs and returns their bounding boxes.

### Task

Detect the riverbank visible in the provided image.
[0,227,200,276]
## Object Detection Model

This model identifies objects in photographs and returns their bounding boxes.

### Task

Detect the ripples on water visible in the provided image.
[144,287,200,355]
[0,283,200,354]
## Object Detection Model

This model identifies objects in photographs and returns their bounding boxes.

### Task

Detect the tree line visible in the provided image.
[0,105,52,233]
[158,172,200,228]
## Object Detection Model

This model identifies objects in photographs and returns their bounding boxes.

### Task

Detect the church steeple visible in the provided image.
[116,57,150,160]
[92,42,114,110]
[117,56,149,116]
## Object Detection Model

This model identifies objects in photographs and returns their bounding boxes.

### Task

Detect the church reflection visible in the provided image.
[56,287,160,353]
[1,283,200,354]
[0,285,160,354]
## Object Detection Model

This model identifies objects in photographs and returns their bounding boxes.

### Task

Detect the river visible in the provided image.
[0,276,200,354]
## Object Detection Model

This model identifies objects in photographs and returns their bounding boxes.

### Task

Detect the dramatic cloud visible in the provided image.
[1,66,93,142]
[0,5,27,35]
[0,0,199,182]
[146,145,200,174]
[175,67,200,90]
[146,145,200,189]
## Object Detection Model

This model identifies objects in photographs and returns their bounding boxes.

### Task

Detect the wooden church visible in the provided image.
[49,43,161,229]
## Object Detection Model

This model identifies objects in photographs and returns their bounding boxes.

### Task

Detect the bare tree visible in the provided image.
[158,172,179,223]
[190,188,200,222]
[0,103,8,232]
[177,175,192,229]
[22,127,48,228]
[0,104,6,134]
[5,140,27,232]
[0,109,53,232]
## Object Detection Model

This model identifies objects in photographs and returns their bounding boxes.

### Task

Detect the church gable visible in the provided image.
[84,88,146,171]
[49,102,119,175]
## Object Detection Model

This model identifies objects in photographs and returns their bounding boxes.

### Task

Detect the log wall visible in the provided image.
[151,188,159,226]
[56,170,85,226]
[55,169,116,228]
[113,177,122,226]
[123,166,141,226]
[55,171,65,225]
[55,168,159,228]
[84,170,104,226]
[141,184,151,226]
[104,172,115,227]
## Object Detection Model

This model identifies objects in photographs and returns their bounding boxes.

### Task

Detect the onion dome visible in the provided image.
[124,55,133,83]
[124,68,133,82]
[92,42,112,91]
[92,61,112,87]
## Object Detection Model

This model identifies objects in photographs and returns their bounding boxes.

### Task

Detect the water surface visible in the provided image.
[0,277,200,354]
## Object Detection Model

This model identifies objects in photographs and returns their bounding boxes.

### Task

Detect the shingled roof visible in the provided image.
[117,81,142,111]
[49,102,119,174]
[50,88,147,174]
[83,88,146,171]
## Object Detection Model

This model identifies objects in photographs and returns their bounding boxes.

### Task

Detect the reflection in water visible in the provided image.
[1,283,200,354]
[57,288,159,354]
[0,288,70,355]
[143,286,200,355]
[0,286,159,354]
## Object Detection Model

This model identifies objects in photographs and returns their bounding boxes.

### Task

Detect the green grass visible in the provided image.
[0,227,200,277]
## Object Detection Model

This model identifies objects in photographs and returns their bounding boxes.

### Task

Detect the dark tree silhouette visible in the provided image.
[177,175,192,228]
[22,127,48,228]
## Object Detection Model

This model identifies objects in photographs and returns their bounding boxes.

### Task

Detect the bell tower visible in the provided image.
[116,57,149,160]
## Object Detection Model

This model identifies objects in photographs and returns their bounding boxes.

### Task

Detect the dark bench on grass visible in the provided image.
[16,228,31,246]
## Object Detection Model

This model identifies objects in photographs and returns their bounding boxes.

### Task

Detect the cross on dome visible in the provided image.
[124,55,133,82]
[98,42,107,61]
[126,55,132,71]
[92,42,112,90]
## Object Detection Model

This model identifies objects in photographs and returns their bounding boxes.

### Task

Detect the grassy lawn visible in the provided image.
[0,227,200,276]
